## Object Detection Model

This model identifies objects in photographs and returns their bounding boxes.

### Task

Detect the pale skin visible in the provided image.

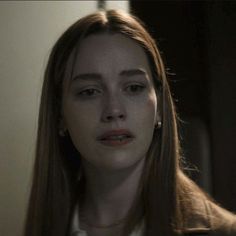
[61,33,160,236]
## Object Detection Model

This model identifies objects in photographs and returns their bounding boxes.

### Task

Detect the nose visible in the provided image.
[101,95,126,123]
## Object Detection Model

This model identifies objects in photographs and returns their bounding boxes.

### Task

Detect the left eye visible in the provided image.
[125,84,146,94]
[78,88,101,97]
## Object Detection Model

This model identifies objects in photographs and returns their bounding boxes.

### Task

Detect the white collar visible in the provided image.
[70,204,145,236]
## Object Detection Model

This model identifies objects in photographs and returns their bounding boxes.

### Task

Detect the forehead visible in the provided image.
[65,33,152,80]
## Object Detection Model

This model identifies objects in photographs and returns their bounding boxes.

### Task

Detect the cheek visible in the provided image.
[63,106,96,156]
[141,92,157,122]
[147,93,157,111]
[63,101,98,138]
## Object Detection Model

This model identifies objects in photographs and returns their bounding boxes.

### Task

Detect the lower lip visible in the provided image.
[99,137,134,147]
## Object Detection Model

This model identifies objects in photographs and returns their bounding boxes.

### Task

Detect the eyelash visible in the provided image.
[77,84,146,97]
[78,88,101,97]
[125,84,146,94]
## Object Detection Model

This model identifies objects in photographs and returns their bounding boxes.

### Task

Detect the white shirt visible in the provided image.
[70,204,144,236]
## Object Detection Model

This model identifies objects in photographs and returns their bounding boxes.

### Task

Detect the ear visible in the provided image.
[155,111,162,125]
[155,93,162,125]
[154,110,162,130]
[155,97,162,129]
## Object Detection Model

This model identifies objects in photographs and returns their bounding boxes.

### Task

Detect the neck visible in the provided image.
[79,158,145,226]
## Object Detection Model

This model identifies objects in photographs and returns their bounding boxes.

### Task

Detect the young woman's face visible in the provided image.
[62,33,159,171]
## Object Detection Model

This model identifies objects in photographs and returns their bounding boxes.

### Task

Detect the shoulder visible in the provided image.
[183,195,236,236]
[206,200,236,236]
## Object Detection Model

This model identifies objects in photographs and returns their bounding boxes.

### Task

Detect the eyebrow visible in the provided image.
[120,68,148,77]
[71,68,148,82]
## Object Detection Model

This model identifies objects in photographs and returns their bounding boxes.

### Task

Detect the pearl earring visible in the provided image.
[155,121,162,129]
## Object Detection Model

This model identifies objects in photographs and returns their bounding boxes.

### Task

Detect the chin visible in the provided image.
[93,153,145,172]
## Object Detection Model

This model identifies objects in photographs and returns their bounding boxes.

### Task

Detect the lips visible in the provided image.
[97,129,134,147]
[97,129,134,141]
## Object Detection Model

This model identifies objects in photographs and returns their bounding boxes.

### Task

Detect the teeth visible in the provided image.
[105,135,128,141]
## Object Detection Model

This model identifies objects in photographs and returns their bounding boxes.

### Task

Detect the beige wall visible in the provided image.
[0,1,129,235]
[0,2,97,235]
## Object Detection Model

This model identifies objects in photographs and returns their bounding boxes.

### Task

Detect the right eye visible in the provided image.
[78,88,102,97]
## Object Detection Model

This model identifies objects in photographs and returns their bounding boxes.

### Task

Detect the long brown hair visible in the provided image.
[24,9,207,236]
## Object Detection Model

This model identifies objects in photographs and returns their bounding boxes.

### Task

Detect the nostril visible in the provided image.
[104,114,125,122]
[106,115,113,121]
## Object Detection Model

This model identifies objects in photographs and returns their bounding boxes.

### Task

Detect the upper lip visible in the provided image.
[97,129,134,140]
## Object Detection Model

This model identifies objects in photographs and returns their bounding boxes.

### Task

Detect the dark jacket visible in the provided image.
[69,195,236,236]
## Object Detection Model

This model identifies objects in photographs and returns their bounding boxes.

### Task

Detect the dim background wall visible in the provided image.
[130,0,236,213]
[0,1,129,236]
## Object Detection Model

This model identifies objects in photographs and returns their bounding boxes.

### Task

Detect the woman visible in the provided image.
[24,9,236,236]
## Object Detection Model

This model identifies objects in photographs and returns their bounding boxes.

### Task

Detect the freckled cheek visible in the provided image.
[63,102,100,133]
[142,93,157,115]
[129,95,157,130]
[147,93,157,106]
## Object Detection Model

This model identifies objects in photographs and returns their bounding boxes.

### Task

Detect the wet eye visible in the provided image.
[125,84,146,94]
[78,88,101,97]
